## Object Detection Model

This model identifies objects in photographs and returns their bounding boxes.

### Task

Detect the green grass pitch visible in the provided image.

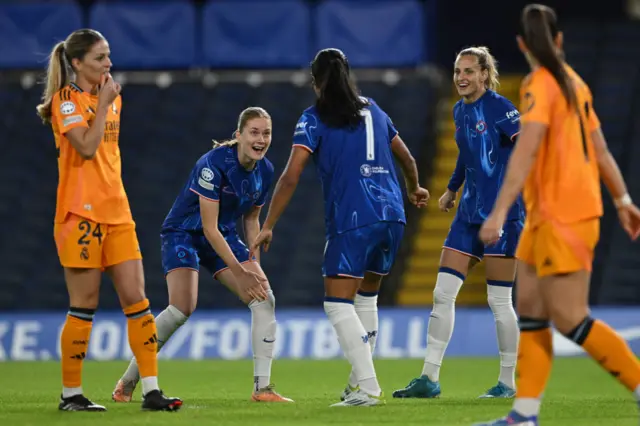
[0,358,636,425]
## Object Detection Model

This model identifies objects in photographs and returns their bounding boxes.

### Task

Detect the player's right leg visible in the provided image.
[393,219,478,399]
[54,215,106,411]
[113,231,196,403]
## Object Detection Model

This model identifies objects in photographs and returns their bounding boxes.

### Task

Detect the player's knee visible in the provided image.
[433,283,457,306]
[68,290,100,310]
[172,301,196,317]
[487,285,514,312]
[558,315,594,344]
[551,307,591,336]
[118,287,146,308]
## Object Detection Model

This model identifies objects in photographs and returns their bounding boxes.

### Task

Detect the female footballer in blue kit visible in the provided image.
[112,107,293,404]
[252,48,429,407]
[394,46,523,400]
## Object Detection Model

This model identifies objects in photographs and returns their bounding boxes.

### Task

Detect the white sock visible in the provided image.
[421,271,464,382]
[487,282,519,389]
[141,376,159,396]
[324,300,381,396]
[62,386,83,399]
[122,305,189,383]
[249,290,276,391]
[348,292,378,388]
[513,397,541,417]
[634,384,640,403]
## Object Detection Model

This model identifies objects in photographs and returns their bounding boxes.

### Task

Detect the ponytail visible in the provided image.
[212,139,238,148]
[36,42,70,124]
[521,4,577,109]
[311,49,367,128]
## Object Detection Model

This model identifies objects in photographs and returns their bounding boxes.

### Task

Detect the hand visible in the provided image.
[617,203,640,240]
[479,213,505,246]
[97,73,121,108]
[439,190,456,212]
[233,266,269,302]
[251,228,273,256]
[408,186,430,208]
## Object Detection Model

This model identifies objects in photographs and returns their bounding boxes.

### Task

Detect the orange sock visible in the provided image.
[515,318,553,399]
[577,318,640,392]
[124,298,158,379]
[61,308,95,390]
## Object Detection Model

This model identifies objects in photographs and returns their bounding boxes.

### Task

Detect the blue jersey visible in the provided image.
[292,98,406,239]
[448,90,525,224]
[162,145,274,235]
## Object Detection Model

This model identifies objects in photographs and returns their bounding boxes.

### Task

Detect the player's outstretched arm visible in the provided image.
[592,128,640,239]
[262,146,311,231]
[391,135,429,208]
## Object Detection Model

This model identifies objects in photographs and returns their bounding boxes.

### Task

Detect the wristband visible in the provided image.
[614,193,632,209]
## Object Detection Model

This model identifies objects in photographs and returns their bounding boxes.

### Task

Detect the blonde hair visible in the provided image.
[36,29,106,124]
[213,107,271,148]
[456,46,500,91]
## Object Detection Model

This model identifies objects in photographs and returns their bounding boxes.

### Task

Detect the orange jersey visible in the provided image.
[50,83,132,225]
[519,65,603,228]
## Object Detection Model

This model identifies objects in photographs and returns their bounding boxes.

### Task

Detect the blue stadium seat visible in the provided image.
[315,0,424,67]
[202,0,311,68]
[89,1,196,69]
[0,2,82,68]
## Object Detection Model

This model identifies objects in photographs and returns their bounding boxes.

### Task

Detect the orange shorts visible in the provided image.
[515,218,600,277]
[54,214,142,269]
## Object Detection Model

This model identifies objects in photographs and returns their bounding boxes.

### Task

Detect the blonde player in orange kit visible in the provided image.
[36,29,182,412]
[474,4,640,426]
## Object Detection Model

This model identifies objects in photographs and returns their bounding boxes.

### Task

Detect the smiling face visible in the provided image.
[236,117,272,163]
[453,54,488,102]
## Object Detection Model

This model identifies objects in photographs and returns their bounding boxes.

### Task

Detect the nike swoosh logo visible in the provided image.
[263,338,275,343]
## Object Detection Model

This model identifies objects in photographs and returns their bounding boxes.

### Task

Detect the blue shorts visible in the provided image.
[160,230,253,277]
[323,222,405,278]
[443,216,523,260]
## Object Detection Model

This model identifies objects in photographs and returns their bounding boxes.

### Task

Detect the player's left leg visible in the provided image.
[105,223,182,411]
[215,241,292,403]
[480,256,518,397]
[478,219,522,398]
[343,272,383,400]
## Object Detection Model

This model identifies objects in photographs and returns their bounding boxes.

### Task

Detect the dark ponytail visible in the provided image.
[311,48,367,128]
[521,4,577,110]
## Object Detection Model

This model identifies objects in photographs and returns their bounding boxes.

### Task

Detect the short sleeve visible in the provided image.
[188,155,222,202]
[520,73,553,126]
[292,112,319,153]
[51,89,89,134]
[494,96,521,141]
[255,160,274,207]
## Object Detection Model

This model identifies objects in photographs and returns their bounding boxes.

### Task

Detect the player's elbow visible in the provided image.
[279,172,299,188]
